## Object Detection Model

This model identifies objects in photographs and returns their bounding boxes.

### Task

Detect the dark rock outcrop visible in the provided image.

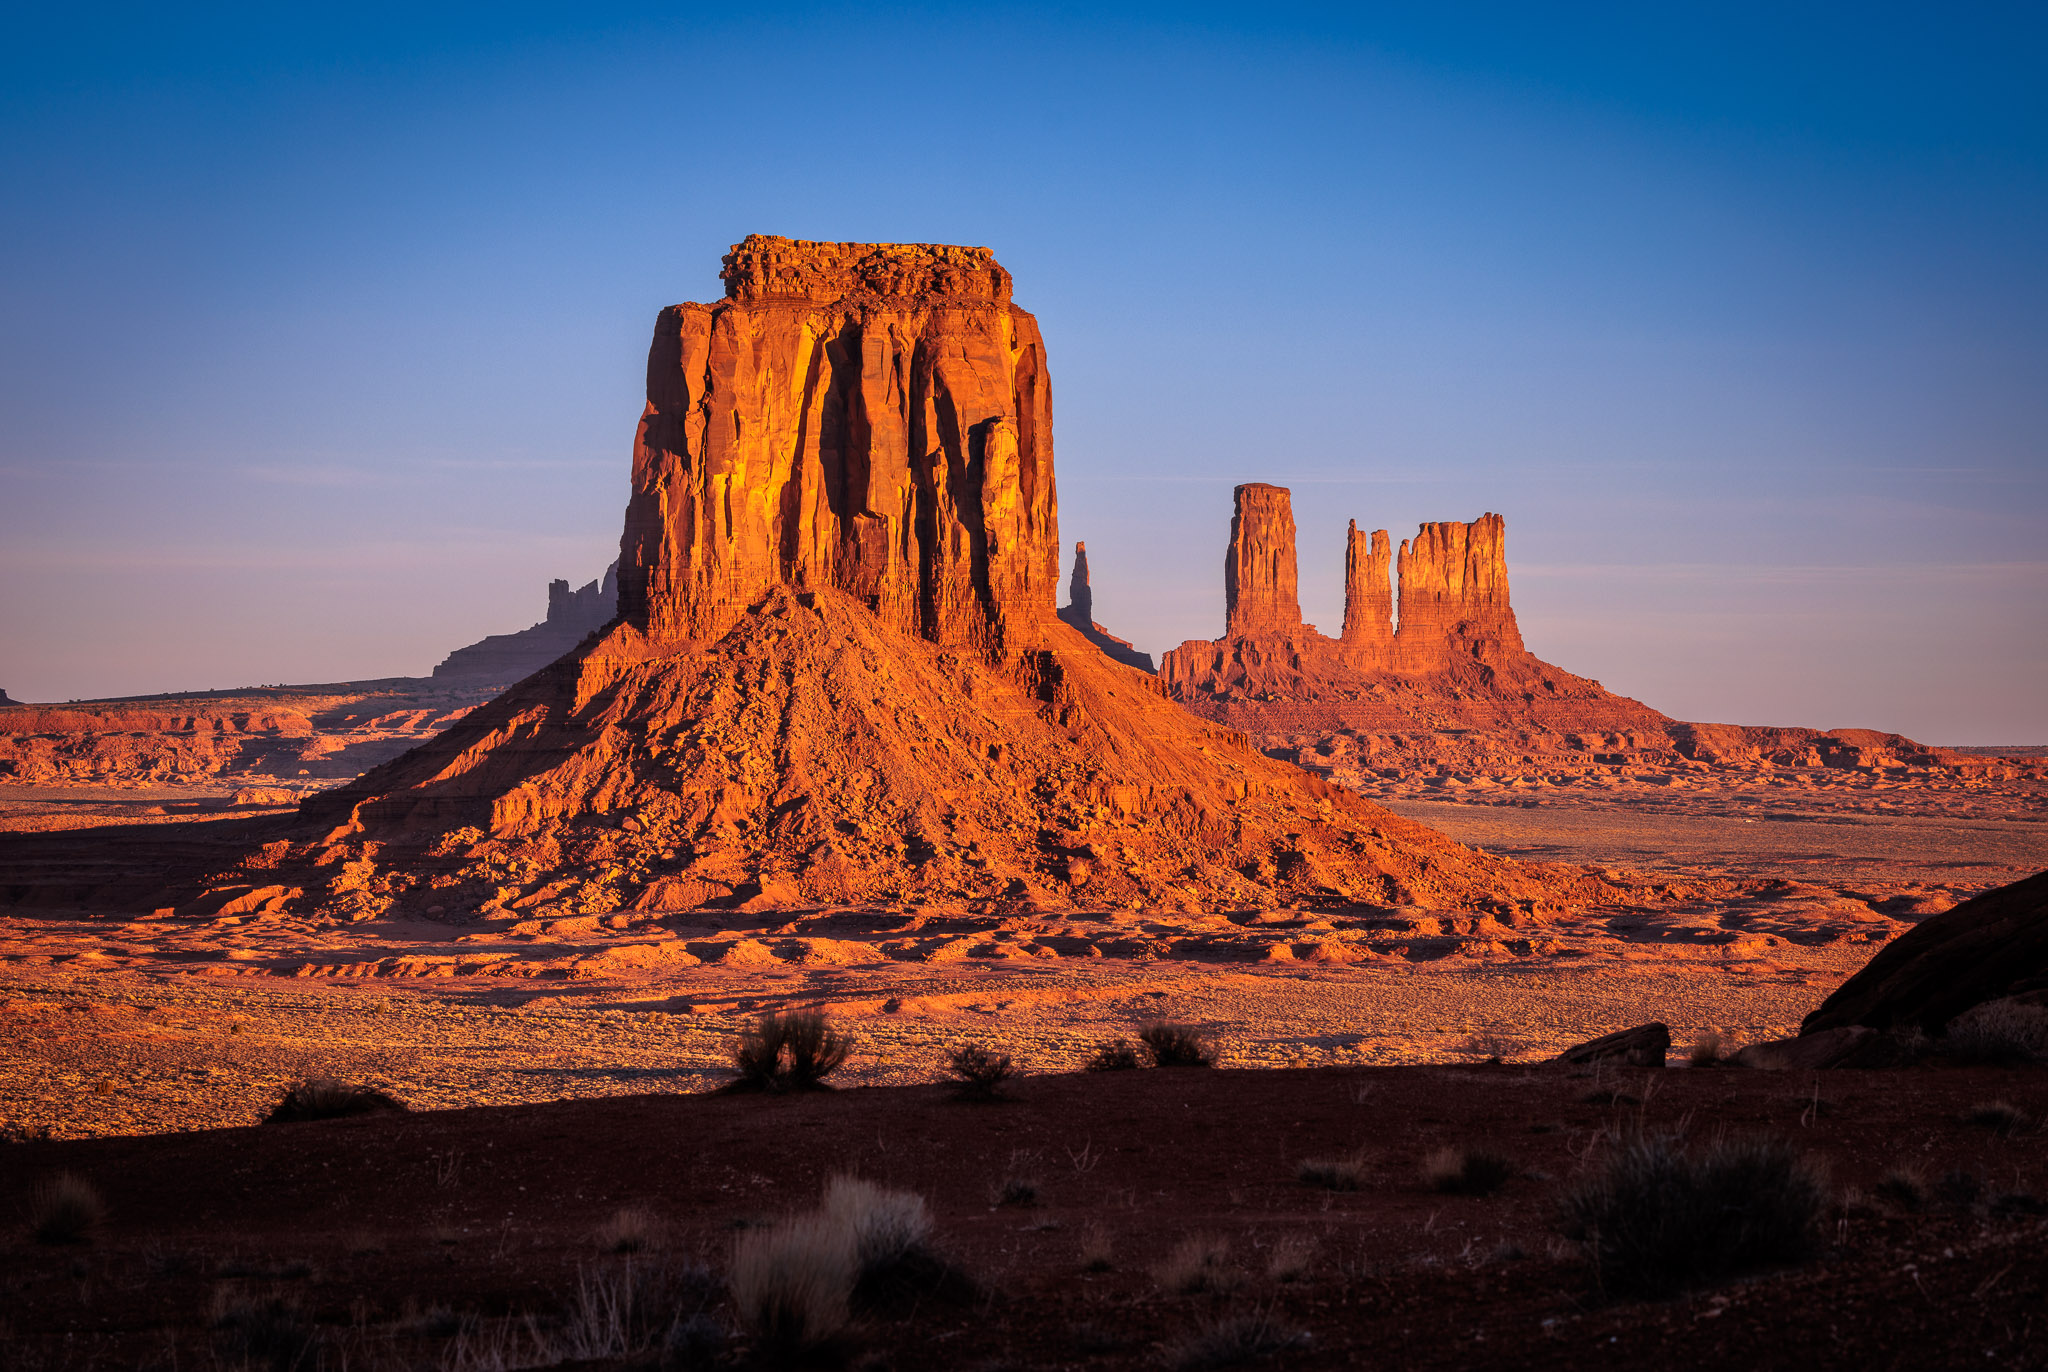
[1800,868,2048,1036]
[433,564,619,683]
[1057,542,1154,672]
[1554,1022,1670,1068]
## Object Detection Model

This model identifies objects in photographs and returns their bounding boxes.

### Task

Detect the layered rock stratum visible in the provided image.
[84,237,1588,922]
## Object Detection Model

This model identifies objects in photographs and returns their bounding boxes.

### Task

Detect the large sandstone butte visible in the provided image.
[1162,484,1662,737]
[222,237,1583,921]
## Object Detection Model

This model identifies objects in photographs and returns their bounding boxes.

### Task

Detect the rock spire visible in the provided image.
[1340,522,1393,651]
[1224,483,1303,636]
[1058,542,1156,673]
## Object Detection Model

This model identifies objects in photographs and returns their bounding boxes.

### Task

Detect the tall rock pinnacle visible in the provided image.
[1340,521,1393,650]
[621,235,1057,655]
[1066,541,1095,625]
[1224,483,1302,636]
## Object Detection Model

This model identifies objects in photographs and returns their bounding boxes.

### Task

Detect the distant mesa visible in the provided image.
[270,235,1574,920]
[1161,483,1662,736]
[1057,542,1154,673]
[433,562,619,683]
[0,687,16,707]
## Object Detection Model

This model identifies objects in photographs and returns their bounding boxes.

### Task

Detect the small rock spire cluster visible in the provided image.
[1209,483,1522,670]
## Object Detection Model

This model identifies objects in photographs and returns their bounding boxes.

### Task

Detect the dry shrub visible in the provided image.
[1087,1038,1143,1071]
[1296,1150,1369,1192]
[1422,1146,1515,1197]
[1559,1132,1827,1297]
[264,1078,407,1124]
[1153,1233,1240,1295]
[1165,1309,1309,1370]
[1943,999,2048,1065]
[1140,1022,1218,1068]
[945,1044,1014,1101]
[1078,1223,1115,1272]
[593,1205,663,1254]
[822,1175,971,1312]
[730,1214,856,1355]
[28,1172,104,1245]
[556,1258,718,1362]
[1265,1233,1317,1283]
[1962,1100,2027,1135]
[1461,1031,1518,1063]
[1688,1031,1725,1067]
[727,1011,851,1092]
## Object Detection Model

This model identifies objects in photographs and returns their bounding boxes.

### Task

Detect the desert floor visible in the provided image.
[4,776,2042,1141]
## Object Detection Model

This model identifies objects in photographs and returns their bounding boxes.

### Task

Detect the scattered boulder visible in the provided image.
[1730,1025,1895,1071]
[1800,868,2048,1037]
[1555,1022,1669,1068]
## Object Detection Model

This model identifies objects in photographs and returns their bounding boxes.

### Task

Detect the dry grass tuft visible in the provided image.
[1559,1131,1827,1297]
[1153,1233,1240,1295]
[1962,1099,2027,1135]
[730,1214,856,1355]
[264,1078,407,1124]
[593,1205,663,1254]
[210,1285,317,1370]
[945,1044,1014,1101]
[1165,1309,1309,1370]
[727,1010,852,1093]
[1296,1150,1369,1192]
[1078,1223,1116,1272]
[27,1172,105,1245]
[1087,1038,1143,1071]
[1265,1233,1317,1283]
[1687,1031,1725,1067]
[1421,1146,1515,1197]
[823,1174,973,1313]
[1943,999,2048,1065]
[1140,1022,1219,1068]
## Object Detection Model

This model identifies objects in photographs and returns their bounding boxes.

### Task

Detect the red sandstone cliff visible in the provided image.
[256,239,1574,921]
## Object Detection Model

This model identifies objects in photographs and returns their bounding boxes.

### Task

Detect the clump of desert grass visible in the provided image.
[990,1152,1042,1208]
[725,1010,852,1093]
[1559,1130,1827,1297]
[1874,1168,1927,1211]
[944,1044,1014,1101]
[264,1078,408,1123]
[1265,1233,1317,1283]
[593,1205,664,1254]
[730,1174,970,1356]
[1140,1022,1219,1068]
[1962,1099,2027,1135]
[1687,1031,1725,1067]
[27,1172,105,1245]
[1421,1145,1515,1197]
[1086,1038,1143,1071]
[1078,1223,1116,1272]
[1296,1150,1369,1192]
[210,1286,317,1369]
[1942,999,2048,1065]
[1164,1308,1308,1370]
[1152,1233,1241,1296]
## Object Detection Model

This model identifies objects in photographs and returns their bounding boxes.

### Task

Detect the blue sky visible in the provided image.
[2,3,2043,740]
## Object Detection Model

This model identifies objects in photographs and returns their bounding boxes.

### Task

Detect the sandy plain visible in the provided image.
[4,758,2041,1142]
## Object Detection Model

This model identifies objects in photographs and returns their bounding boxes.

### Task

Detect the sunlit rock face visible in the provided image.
[621,236,1058,658]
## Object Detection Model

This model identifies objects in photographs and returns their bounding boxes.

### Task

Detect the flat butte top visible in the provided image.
[717,234,1014,305]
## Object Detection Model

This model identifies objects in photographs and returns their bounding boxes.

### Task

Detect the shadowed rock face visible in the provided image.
[1801,868,2048,1036]
[620,235,1057,657]
[433,564,618,683]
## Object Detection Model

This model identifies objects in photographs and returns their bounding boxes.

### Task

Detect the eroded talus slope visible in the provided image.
[286,584,1576,919]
